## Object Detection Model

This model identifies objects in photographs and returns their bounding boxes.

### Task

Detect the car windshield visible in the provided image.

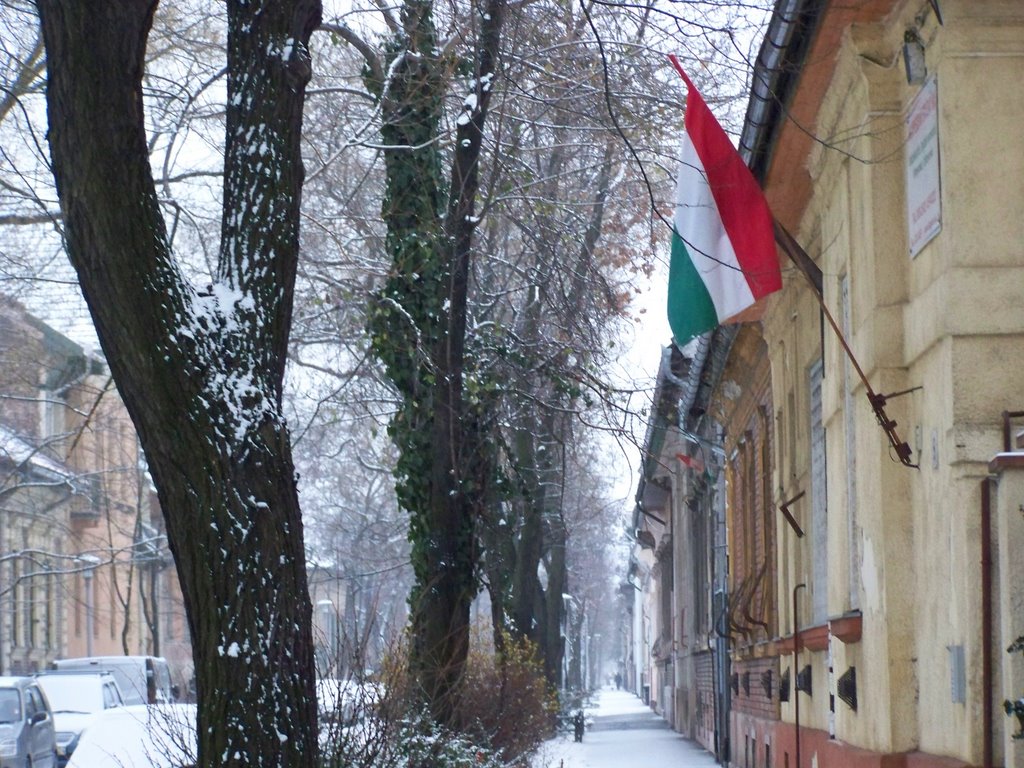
[0,689,21,723]
[37,676,105,713]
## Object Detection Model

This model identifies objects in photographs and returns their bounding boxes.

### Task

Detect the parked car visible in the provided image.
[0,676,57,768]
[65,704,195,768]
[51,657,174,706]
[34,671,125,767]
[316,678,390,752]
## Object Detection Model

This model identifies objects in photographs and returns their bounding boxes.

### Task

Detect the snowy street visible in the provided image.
[532,689,720,768]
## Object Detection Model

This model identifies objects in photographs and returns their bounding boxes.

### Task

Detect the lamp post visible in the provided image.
[135,530,168,656]
[75,555,101,656]
[316,599,336,676]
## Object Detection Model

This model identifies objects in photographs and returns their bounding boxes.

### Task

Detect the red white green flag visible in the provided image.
[667,56,781,345]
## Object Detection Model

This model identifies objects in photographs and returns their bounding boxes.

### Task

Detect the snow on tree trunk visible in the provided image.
[35,0,322,765]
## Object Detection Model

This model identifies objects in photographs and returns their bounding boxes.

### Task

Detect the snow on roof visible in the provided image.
[0,424,72,480]
[66,703,196,768]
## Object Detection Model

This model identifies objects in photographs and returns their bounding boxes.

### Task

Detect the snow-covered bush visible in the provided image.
[318,625,552,767]
[395,709,506,768]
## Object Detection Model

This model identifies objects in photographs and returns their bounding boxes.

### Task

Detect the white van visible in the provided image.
[34,670,125,766]
[51,657,174,706]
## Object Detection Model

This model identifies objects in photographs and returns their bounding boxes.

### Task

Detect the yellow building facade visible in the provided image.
[0,296,190,682]
[748,1,1024,766]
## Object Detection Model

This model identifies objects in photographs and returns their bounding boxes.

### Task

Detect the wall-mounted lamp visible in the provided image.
[903,30,927,85]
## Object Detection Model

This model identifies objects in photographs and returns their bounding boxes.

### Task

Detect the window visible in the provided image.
[103,683,122,708]
[0,689,21,722]
[28,576,38,648]
[19,528,31,648]
[40,389,66,441]
[660,552,673,645]
[10,557,20,645]
[841,275,860,610]
[809,359,828,625]
[74,571,82,637]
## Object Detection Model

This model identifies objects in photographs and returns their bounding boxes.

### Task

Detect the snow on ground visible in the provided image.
[532,688,719,768]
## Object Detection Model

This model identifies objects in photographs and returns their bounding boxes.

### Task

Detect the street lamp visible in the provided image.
[133,527,168,656]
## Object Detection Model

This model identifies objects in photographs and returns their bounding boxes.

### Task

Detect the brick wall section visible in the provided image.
[715,325,778,650]
[732,657,780,768]
[732,655,780,720]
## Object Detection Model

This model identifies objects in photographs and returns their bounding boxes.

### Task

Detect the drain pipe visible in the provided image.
[793,583,806,768]
[980,478,993,768]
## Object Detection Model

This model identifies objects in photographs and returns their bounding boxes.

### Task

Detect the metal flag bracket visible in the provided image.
[774,220,920,469]
[868,387,922,469]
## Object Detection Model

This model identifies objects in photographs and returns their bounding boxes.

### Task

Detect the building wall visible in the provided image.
[0,483,68,673]
[62,372,157,662]
[694,650,715,751]
[990,457,1024,767]
[1,297,76,673]
[714,326,783,765]
[0,296,190,676]
[760,0,1024,764]
[672,442,707,739]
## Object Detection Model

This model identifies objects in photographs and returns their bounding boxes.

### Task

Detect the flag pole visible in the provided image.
[773,219,917,468]
[664,54,915,467]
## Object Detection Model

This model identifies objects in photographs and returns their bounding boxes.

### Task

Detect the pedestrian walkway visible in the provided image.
[532,688,720,768]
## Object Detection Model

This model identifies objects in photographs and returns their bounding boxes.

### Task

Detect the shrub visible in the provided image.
[457,624,558,764]
[319,624,554,767]
[398,708,506,768]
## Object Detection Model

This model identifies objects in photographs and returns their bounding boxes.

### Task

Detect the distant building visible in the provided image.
[0,296,190,685]
[308,562,348,678]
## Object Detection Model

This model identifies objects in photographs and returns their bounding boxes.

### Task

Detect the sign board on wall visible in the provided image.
[906,76,941,257]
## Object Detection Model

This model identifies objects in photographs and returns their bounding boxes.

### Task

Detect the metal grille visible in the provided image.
[795,664,812,696]
[837,667,857,711]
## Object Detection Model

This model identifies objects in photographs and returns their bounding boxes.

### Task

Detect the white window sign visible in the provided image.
[906,76,941,257]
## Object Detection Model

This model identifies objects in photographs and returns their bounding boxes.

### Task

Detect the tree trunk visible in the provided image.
[542,504,567,687]
[35,0,322,765]
[369,0,505,724]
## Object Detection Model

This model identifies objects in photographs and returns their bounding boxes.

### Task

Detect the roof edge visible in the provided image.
[739,0,827,181]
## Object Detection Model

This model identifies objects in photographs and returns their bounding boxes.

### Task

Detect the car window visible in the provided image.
[39,674,114,712]
[25,687,43,718]
[103,683,122,708]
[0,689,21,723]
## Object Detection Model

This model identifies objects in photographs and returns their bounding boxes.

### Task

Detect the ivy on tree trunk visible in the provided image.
[367,0,506,725]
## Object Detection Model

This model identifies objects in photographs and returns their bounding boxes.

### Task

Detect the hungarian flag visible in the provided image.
[676,452,705,473]
[667,56,781,345]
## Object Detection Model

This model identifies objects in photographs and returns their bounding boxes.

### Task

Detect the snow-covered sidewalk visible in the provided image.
[532,688,719,768]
